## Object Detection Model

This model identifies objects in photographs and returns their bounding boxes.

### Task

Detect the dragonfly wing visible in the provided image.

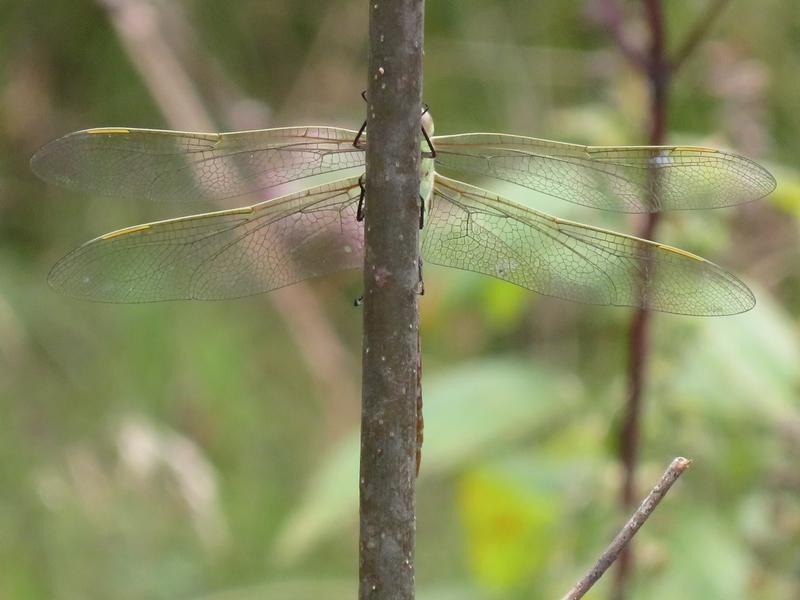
[422,175,754,316]
[31,126,365,203]
[433,133,775,212]
[49,178,364,302]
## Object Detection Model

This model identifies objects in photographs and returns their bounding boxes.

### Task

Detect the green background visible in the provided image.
[1,1,798,598]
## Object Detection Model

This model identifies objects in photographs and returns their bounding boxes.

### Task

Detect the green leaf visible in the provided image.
[457,463,561,591]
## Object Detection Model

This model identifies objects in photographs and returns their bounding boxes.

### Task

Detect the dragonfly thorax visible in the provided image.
[419,109,435,214]
[421,109,434,138]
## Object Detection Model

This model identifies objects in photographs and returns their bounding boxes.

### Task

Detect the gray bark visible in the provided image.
[358,0,425,598]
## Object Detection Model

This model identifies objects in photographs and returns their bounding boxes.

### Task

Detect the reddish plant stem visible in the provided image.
[595,2,732,597]
[614,0,668,596]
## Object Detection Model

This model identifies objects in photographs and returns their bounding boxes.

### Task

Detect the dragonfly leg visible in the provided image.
[353,120,367,150]
[353,169,367,306]
[418,194,425,229]
[356,175,366,222]
[420,122,436,159]
[353,90,368,149]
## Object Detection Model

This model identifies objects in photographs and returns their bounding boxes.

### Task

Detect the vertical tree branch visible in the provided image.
[359,1,425,599]
[615,2,668,596]
[614,1,729,597]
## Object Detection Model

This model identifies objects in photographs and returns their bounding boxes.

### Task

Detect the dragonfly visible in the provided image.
[30,110,775,315]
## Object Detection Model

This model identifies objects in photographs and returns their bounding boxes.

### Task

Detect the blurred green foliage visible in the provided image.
[1,1,799,598]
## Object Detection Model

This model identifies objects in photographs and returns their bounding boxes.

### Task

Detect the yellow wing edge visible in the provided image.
[82,125,361,138]
[86,128,131,135]
[91,177,362,242]
[434,174,708,263]
[101,224,150,239]
[433,132,718,155]
[585,145,718,155]
[671,146,717,153]
[653,243,704,262]
[99,206,256,240]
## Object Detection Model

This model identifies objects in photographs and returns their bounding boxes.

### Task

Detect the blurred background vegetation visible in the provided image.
[1,1,798,598]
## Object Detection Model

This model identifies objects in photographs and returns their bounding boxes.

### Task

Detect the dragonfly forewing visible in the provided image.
[432,133,776,213]
[48,178,364,302]
[422,174,755,316]
[31,126,365,204]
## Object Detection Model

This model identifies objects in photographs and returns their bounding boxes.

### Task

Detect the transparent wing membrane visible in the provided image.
[32,126,774,213]
[48,178,364,302]
[433,133,776,213]
[31,127,365,203]
[34,123,770,312]
[422,175,754,316]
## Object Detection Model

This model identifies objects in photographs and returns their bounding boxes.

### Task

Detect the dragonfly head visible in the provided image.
[421,105,434,137]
